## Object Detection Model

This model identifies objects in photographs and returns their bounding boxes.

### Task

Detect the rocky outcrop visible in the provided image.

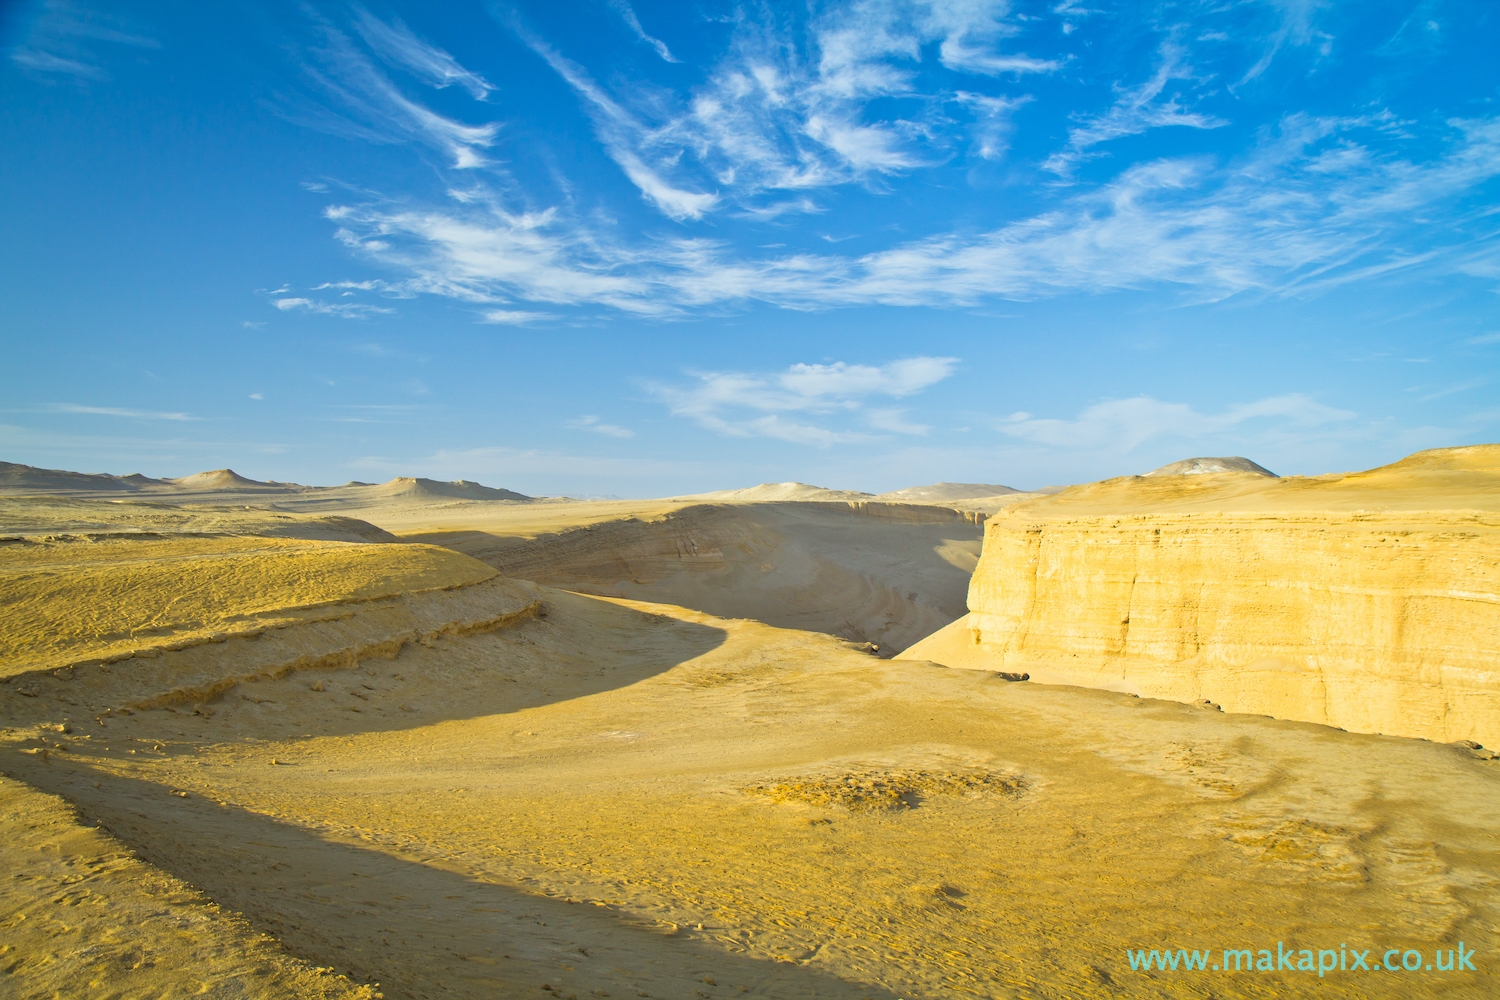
[901,446,1500,746]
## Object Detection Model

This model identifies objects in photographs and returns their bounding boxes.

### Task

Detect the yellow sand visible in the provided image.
[0,536,495,676]
[3,448,1498,999]
[398,500,985,654]
[905,445,1500,745]
[4,589,1496,999]
[0,775,374,999]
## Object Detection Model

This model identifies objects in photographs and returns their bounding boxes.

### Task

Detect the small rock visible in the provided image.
[1193,699,1223,711]
[171,789,189,798]
[310,680,325,692]
[994,671,1030,682]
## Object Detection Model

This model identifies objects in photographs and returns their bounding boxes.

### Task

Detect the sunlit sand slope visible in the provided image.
[0,536,497,677]
[903,445,1500,744]
[402,501,986,654]
[3,589,1495,999]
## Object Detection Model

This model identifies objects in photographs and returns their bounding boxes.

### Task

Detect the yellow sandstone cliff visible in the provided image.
[901,445,1500,746]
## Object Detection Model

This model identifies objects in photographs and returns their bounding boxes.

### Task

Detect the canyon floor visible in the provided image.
[2,470,1496,999]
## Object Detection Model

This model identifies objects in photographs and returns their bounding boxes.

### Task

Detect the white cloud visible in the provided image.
[518,32,719,220]
[998,393,1354,450]
[958,91,1030,160]
[298,17,499,169]
[351,7,494,99]
[325,112,1500,314]
[1239,0,1333,86]
[249,393,264,400]
[650,356,957,446]
[9,1,158,81]
[49,403,198,422]
[511,0,1053,221]
[866,408,931,435]
[480,309,554,325]
[607,0,677,63]
[272,296,394,318]
[571,415,635,439]
[1043,40,1227,177]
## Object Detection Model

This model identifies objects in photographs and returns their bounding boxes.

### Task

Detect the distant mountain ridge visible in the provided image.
[875,482,1022,502]
[372,477,532,501]
[0,461,531,501]
[1145,456,1277,477]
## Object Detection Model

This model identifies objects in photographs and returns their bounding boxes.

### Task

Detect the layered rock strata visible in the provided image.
[902,445,1500,746]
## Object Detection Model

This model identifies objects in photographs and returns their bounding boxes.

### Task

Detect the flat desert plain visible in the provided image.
[1,452,1497,999]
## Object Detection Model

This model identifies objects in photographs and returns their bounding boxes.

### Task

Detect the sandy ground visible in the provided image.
[4,585,1497,998]
[2,460,1498,998]
[395,500,990,655]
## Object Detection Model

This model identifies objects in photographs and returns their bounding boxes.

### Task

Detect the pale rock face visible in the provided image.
[903,445,1500,746]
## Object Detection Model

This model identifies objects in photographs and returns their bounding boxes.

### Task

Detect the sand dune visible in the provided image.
[405,500,985,655]
[3,450,1497,998]
[3,572,1496,998]
[1,536,497,678]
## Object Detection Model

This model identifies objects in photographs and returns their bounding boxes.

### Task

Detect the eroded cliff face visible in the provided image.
[904,445,1500,746]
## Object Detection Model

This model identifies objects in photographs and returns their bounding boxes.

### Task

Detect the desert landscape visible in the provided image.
[2,447,1497,999]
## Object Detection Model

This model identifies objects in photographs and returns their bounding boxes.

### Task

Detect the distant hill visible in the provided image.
[0,461,164,493]
[875,482,1022,502]
[680,482,875,503]
[1145,456,1277,478]
[371,477,532,501]
[168,469,292,492]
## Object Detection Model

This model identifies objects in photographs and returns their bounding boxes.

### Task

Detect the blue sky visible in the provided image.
[2,0,1497,495]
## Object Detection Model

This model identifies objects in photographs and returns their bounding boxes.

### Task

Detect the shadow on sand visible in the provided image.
[7,761,901,1000]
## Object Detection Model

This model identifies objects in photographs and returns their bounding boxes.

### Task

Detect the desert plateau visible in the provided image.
[2,448,1497,1000]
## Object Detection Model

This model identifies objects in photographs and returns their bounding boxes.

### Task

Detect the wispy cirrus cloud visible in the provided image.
[272,296,394,318]
[570,415,635,439]
[997,393,1354,451]
[1238,0,1333,86]
[607,0,677,63]
[9,0,158,82]
[1043,39,1226,177]
[291,10,499,169]
[350,6,494,99]
[323,112,1500,315]
[47,403,198,421]
[505,0,1056,221]
[513,28,719,220]
[649,357,957,446]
